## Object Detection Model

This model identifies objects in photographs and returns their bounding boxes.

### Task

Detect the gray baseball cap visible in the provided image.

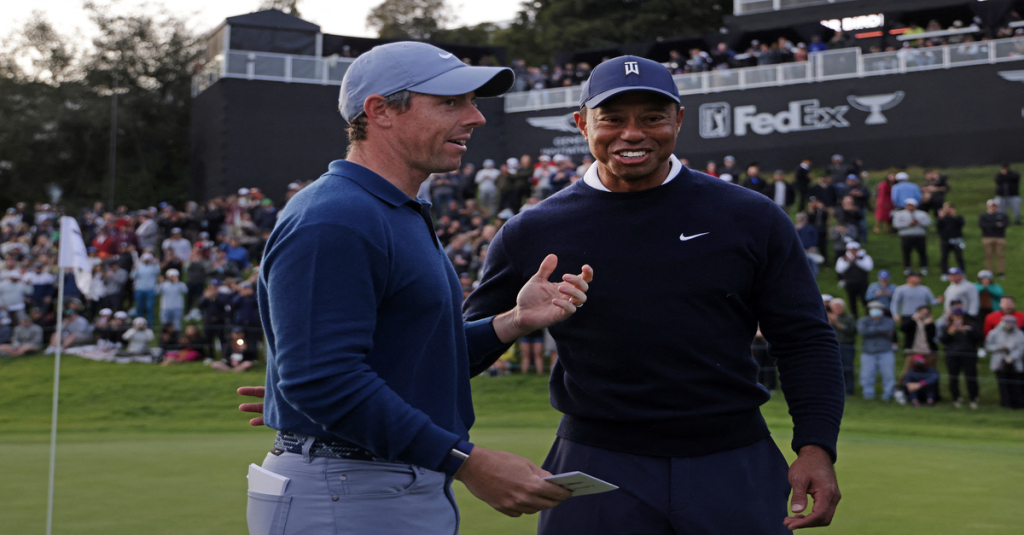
[338,41,514,122]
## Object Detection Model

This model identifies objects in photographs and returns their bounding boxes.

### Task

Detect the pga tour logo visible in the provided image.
[699,93,903,138]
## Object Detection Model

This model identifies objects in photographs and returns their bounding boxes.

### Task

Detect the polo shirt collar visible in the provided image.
[327,160,415,208]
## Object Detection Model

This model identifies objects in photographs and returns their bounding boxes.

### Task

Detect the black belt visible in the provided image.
[273,431,405,464]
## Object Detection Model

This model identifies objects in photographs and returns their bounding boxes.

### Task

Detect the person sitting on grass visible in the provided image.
[896,354,940,407]
[0,314,44,356]
[161,325,207,366]
[119,317,154,357]
[44,309,92,354]
[210,326,255,373]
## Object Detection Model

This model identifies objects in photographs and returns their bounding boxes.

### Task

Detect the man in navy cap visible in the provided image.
[465,55,843,533]
[243,41,590,534]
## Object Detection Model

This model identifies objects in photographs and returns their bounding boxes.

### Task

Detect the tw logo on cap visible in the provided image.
[624,61,640,77]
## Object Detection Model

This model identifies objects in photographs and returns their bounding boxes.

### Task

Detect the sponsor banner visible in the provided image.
[502,62,1024,171]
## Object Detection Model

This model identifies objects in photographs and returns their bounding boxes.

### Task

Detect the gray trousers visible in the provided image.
[247,452,459,535]
[996,195,1022,222]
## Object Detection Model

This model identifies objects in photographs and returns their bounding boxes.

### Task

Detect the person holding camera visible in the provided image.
[985,316,1024,408]
[939,307,983,409]
[835,241,873,318]
[936,202,965,280]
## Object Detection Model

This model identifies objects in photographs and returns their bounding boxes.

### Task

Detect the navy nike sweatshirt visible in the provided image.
[464,167,845,461]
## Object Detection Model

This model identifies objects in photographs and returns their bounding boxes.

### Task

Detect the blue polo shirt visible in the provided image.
[259,160,502,474]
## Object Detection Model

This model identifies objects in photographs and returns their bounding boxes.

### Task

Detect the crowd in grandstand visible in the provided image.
[0,146,1020,405]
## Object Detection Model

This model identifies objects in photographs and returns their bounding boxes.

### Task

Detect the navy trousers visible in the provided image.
[538,437,792,535]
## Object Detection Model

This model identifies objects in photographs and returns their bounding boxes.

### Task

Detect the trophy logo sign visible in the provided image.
[847,91,905,125]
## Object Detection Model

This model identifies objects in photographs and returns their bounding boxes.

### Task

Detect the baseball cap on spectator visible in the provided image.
[904,198,918,206]
[911,354,927,365]
[166,269,180,277]
[239,282,253,290]
[948,267,963,275]
[171,227,182,234]
[846,174,859,181]
[906,270,920,277]
[867,301,885,310]
[724,155,735,163]
[987,199,1000,207]
[878,270,890,280]
[99,308,113,316]
[238,188,250,196]
[199,231,210,239]
[114,311,129,319]
[821,294,833,301]
[5,208,14,214]
[1002,315,1018,325]
[832,154,844,162]
[288,182,301,190]
[978,270,994,279]
[846,241,860,250]
[539,155,551,162]
[483,159,495,168]
[141,253,155,261]
[951,307,965,316]
[830,297,846,308]
[579,56,680,109]
[895,172,909,181]
[506,157,519,170]
[209,279,222,286]
[496,208,515,220]
[338,41,514,122]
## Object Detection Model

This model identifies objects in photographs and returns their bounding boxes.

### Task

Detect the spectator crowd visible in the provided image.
[1,138,1020,408]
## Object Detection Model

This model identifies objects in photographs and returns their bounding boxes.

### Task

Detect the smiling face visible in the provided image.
[574,92,684,192]
[389,92,485,177]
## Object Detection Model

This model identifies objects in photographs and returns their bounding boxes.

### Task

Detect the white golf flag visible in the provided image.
[58,216,94,300]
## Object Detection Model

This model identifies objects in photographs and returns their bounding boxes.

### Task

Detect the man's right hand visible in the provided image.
[454,445,572,517]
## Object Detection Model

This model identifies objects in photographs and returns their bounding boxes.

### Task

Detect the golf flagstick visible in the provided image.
[48,216,92,535]
[46,249,66,535]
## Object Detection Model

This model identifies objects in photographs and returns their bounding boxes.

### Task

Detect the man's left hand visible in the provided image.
[494,254,593,343]
[237,386,265,426]
[783,445,841,530]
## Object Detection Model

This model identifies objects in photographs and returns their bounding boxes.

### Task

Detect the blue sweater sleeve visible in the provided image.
[265,223,459,470]
[752,208,845,462]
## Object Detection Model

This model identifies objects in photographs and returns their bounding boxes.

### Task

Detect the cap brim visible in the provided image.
[583,86,680,109]
[407,66,514,98]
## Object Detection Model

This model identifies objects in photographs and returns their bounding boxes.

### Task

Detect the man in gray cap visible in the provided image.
[242,41,589,534]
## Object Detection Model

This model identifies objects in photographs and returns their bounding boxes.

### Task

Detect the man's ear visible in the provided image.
[675,106,685,133]
[574,110,588,140]
[363,94,394,129]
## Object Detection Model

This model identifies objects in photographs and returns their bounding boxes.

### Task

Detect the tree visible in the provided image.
[366,0,455,40]
[0,4,200,211]
[258,0,302,18]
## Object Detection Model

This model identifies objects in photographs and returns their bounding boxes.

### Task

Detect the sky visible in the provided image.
[0,0,525,44]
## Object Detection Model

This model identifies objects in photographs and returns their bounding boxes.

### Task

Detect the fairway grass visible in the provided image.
[3,361,1024,535]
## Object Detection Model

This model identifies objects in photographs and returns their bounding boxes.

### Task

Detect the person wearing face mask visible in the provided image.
[985,315,1024,408]
[856,301,897,400]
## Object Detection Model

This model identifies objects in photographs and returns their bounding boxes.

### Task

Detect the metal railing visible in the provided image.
[191,37,1024,108]
[734,0,854,15]
[192,51,356,97]
[505,36,1024,113]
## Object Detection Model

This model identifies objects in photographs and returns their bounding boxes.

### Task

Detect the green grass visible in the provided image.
[3,162,1024,533]
[2,358,1024,534]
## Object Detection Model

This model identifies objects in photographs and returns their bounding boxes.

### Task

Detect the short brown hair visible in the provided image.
[346,90,414,146]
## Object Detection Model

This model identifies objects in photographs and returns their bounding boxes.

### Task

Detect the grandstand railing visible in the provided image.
[734,0,855,16]
[191,37,1024,109]
[192,51,356,97]
[504,36,1024,113]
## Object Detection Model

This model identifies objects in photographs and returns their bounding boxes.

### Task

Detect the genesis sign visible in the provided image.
[699,93,904,138]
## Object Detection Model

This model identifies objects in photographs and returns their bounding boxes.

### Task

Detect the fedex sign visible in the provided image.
[699,99,852,138]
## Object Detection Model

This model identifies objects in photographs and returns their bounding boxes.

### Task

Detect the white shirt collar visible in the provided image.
[583,154,683,192]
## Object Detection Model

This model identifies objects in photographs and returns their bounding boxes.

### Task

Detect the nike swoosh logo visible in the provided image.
[439,52,453,59]
[679,232,710,242]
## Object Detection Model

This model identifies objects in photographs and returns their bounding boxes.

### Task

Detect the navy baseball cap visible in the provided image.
[338,41,514,122]
[579,56,680,109]
[948,267,964,275]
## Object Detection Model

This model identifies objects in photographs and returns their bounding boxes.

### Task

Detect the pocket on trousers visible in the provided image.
[334,462,419,499]
[247,490,292,535]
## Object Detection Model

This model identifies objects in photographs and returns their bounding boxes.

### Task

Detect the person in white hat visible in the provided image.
[892,197,931,276]
[890,171,921,209]
[835,241,873,317]
[156,268,188,330]
[474,158,501,215]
